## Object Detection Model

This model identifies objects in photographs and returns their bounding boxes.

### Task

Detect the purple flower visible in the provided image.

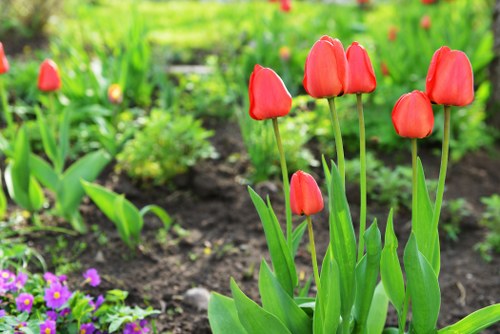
[95,295,105,310]
[83,269,101,287]
[47,310,58,321]
[58,274,67,283]
[0,309,5,317]
[40,319,56,334]
[13,272,28,291]
[43,272,60,286]
[124,321,150,334]
[44,283,71,309]
[80,323,95,334]
[0,270,16,291]
[59,308,70,317]
[16,293,34,313]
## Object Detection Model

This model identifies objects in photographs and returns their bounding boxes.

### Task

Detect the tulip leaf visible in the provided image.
[248,187,296,296]
[366,282,389,334]
[438,303,500,334]
[58,108,71,171]
[292,220,307,258]
[139,205,173,231]
[404,233,440,334]
[30,154,59,192]
[35,107,59,171]
[28,176,45,211]
[0,175,7,219]
[313,247,340,334]
[259,260,312,334]
[230,278,292,334]
[354,221,382,333]
[208,293,247,334]
[115,195,143,247]
[380,209,405,312]
[413,158,440,274]
[323,159,357,323]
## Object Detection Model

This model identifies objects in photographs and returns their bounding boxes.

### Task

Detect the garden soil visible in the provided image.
[31,120,500,333]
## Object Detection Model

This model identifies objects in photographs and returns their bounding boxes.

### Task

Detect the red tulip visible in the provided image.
[381,61,390,77]
[38,59,61,92]
[357,0,370,4]
[249,64,292,121]
[388,26,398,42]
[392,91,434,139]
[420,15,431,30]
[421,0,438,4]
[280,0,291,12]
[303,36,348,99]
[108,84,123,104]
[0,42,9,75]
[425,46,474,106]
[290,171,324,216]
[345,42,376,94]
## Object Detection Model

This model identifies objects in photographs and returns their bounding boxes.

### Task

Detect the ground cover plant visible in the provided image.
[0,0,499,332]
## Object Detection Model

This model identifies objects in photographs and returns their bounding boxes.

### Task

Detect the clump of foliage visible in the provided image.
[116,109,216,185]
[441,198,472,242]
[475,194,500,261]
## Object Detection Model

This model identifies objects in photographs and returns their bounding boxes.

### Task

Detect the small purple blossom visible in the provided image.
[80,323,95,334]
[124,321,150,334]
[83,269,101,287]
[58,274,67,283]
[95,295,105,310]
[46,310,58,321]
[44,283,71,309]
[13,272,28,291]
[40,319,56,334]
[0,309,5,317]
[0,270,16,291]
[43,272,60,286]
[59,308,70,317]
[15,293,34,313]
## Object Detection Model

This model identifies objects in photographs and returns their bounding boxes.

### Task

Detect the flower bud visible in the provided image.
[345,42,376,94]
[108,84,123,104]
[38,59,61,92]
[420,15,431,30]
[303,36,348,98]
[0,43,9,75]
[421,0,438,4]
[425,46,474,106]
[280,0,291,12]
[388,26,398,42]
[249,64,292,121]
[381,61,390,77]
[392,91,434,139]
[290,171,324,216]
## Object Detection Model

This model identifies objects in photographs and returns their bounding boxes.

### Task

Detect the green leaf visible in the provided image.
[413,158,439,274]
[324,160,357,321]
[292,220,307,258]
[28,176,44,211]
[35,106,59,170]
[248,187,296,296]
[208,293,248,334]
[0,175,7,219]
[354,221,382,333]
[57,150,111,232]
[230,278,292,334]
[115,195,143,247]
[438,304,500,334]
[30,154,59,192]
[404,233,440,334]
[366,282,389,334]
[380,209,405,312]
[58,108,71,170]
[313,247,341,334]
[259,260,312,334]
[139,204,173,231]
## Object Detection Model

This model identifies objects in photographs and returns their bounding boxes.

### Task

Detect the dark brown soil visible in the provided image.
[28,120,500,333]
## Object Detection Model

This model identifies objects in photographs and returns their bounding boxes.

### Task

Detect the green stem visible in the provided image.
[432,106,451,230]
[272,117,292,251]
[411,138,417,226]
[356,94,367,261]
[0,77,15,138]
[399,294,410,334]
[306,215,321,293]
[327,97,345,188]
[48,92,57,135]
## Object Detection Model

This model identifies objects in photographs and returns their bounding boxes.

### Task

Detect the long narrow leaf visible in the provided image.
[366,282,389,334]
[139,205,172,231]
[208,293,247,334]
[115,195,143,247]
[35,107,59,170]
[30,155,59,192]
[292,220,307,258]
[438,304,500,334]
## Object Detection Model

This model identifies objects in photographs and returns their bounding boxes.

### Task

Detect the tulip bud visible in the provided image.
[290,171,324,216]
[303,36,348,99]
[392,91,434,139]
[420,15,431,30]
[0,43,9,75]
[421,0,438,4]
[381,61,390,77]
[388,26,398,42]
[38,59,61,92]
[249,64,292,121]
[425,46,474,106]
[108,84,123,104]
[345,42,376,94]
[280,0,291,12]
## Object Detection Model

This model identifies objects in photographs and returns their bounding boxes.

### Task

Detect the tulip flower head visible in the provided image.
[345,42,376,94]
[381,61,390,77]
[426,46,474,107]
[249,64,292,121]
[392,90,434,139]
[290,171,324,216]
[420,15,431,30]
[357,0,370,4]
[0,42,9,74]
[108,84,123,104]
[303,36,348,98]
[38,59,61,92]
[280,0,291,12]
[388,26,398,42]
[421,0,438,4]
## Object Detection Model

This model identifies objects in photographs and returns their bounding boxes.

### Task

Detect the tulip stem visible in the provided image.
[272,117,293,252]
[306,215,321,294]
[411,138,417,226]
[356,93,367,261]
[0,77,15,138]
[327,97,345,188]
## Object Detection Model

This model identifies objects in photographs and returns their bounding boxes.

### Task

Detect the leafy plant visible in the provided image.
[116,109,215,185]
[442,198,472,242]
[475,194,500,261]
[82,181,172,249]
